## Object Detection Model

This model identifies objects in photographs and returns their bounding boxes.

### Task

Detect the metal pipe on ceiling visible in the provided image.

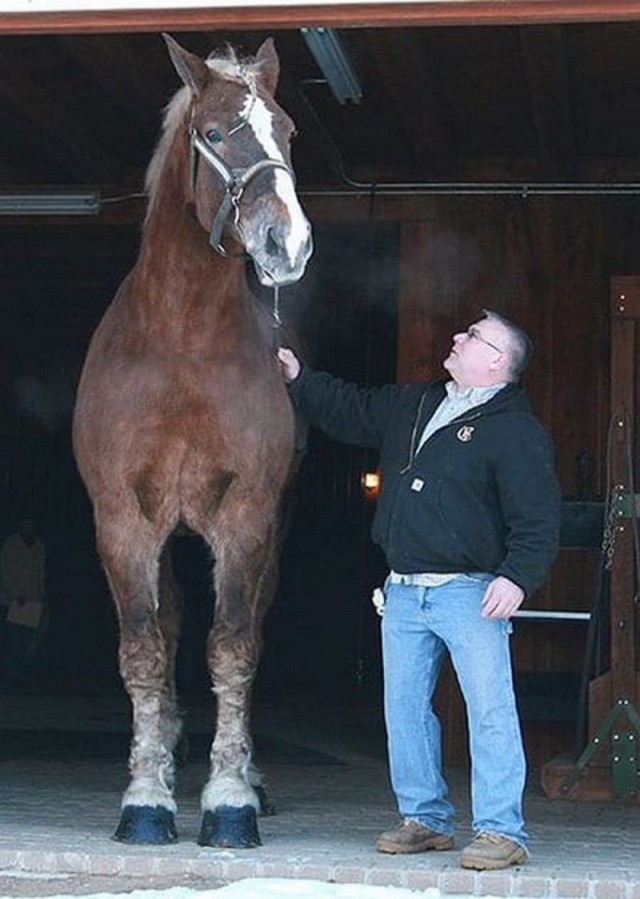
[300,181,640,197]
[296,80,640,199]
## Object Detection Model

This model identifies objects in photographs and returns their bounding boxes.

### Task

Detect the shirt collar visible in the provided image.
[445,380,507,403]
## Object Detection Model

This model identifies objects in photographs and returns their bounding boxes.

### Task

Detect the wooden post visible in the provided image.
[541,276,640,801]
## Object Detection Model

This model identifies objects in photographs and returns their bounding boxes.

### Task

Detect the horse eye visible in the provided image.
[206,129,223,145]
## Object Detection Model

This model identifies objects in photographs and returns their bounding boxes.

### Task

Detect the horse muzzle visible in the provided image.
[251,227,313,287]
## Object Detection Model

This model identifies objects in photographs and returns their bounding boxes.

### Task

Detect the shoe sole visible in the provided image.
[460,849,527,870]
[376,835,454,854]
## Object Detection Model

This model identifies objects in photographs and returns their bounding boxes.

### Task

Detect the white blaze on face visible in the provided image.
[243,92,310,263]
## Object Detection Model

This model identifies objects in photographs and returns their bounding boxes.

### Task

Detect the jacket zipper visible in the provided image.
[399,394,427,474]
[401,405,486,473]
[387,406,488,560]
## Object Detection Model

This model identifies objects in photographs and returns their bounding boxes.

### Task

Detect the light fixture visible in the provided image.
[0,191,102,216]
[301,27,362,105]
[360,469,381,500]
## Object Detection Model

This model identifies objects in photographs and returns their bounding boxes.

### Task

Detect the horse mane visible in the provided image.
[144,45,266,207]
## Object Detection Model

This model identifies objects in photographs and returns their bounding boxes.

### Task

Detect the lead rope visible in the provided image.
[272,284,282,351]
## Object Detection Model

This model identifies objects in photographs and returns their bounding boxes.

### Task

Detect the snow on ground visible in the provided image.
[212,882,439,898]
[0,881,467,899]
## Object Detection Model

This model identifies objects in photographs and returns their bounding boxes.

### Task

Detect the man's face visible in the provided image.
[443,317,510,387]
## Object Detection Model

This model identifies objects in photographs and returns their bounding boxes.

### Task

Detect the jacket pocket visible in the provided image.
[396,479,460,567]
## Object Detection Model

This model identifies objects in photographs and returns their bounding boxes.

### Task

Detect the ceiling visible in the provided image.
[2,20,640,211]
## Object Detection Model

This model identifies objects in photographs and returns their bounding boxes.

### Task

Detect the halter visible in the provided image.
[188,72,295,347]
[189,125,293,258]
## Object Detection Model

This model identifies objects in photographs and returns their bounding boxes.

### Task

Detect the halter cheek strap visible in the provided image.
[189,126,293,256]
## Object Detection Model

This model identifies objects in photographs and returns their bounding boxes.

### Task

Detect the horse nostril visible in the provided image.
[303,233,313,259]
[265,227,281,258]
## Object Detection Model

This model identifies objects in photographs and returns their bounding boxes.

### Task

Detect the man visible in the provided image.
[278,309,561,871]
[0,518,46,684]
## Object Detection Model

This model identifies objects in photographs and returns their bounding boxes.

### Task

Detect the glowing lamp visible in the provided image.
[360,469,381,500]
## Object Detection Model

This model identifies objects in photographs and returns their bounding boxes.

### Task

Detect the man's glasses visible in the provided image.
[466,326,505,354]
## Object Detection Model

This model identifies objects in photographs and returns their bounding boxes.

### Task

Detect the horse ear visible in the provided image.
[163,33,210,95]
[254,38,280,96]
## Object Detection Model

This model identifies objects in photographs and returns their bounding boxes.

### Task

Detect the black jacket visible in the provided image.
[288,369,561,598]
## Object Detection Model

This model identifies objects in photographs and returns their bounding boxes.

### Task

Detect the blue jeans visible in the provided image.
[381,574,527,846]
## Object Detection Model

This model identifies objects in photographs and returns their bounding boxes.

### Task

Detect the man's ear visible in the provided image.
[489,353,509,377]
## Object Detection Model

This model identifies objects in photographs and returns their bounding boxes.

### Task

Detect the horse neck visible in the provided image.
[143,182,243,278]
[135,163,249,325]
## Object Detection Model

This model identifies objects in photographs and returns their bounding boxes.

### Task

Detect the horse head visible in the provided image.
[164,34,313,287]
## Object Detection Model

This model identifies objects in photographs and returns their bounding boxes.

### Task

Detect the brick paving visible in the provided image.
[0,692,638,898]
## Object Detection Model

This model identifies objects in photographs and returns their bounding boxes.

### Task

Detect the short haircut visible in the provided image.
[482,309,534,380]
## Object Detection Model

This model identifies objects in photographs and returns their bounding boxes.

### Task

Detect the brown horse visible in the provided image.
[72,34,312,848]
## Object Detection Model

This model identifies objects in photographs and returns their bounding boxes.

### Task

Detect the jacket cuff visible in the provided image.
[286,364,310,396]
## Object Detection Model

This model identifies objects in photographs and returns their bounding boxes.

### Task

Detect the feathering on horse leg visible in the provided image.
[199,529,277,848]
[198,534,278,848]
[199,628,261,847]
[100,532,179,844]
[115,609,180,843]
[245,534,280,817]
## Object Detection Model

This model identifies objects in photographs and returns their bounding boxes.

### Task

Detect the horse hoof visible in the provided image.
[113,805,178,844]
[255,785,276,816]
[198,805,261,848]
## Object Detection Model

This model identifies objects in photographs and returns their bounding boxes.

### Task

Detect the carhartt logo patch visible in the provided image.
[456,425,475,442]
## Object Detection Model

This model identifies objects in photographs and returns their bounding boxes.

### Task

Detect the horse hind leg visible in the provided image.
[100,527,181,845]
[198,525,280,848]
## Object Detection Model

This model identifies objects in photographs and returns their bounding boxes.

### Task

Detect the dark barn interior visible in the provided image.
[2,7,640,790]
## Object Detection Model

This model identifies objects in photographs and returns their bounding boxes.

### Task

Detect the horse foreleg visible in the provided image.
[100,533,180,845]
[198,530,278,848]
[199,634,261,848]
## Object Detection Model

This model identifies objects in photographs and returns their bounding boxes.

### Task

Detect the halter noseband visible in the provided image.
[189,125,293,257]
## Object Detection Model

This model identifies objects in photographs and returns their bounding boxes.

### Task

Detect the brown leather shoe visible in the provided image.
[460,831,528,870]
[376,819,454,854]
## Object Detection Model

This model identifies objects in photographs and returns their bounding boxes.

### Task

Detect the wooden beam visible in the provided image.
[59,34,171,122]
[0,59,94,181]
[365,29,454,177]
[4,3,640,36]
[0,42,132,181]
[611,275,640,318]
[608,282,638,707]
[519,25,576,178]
